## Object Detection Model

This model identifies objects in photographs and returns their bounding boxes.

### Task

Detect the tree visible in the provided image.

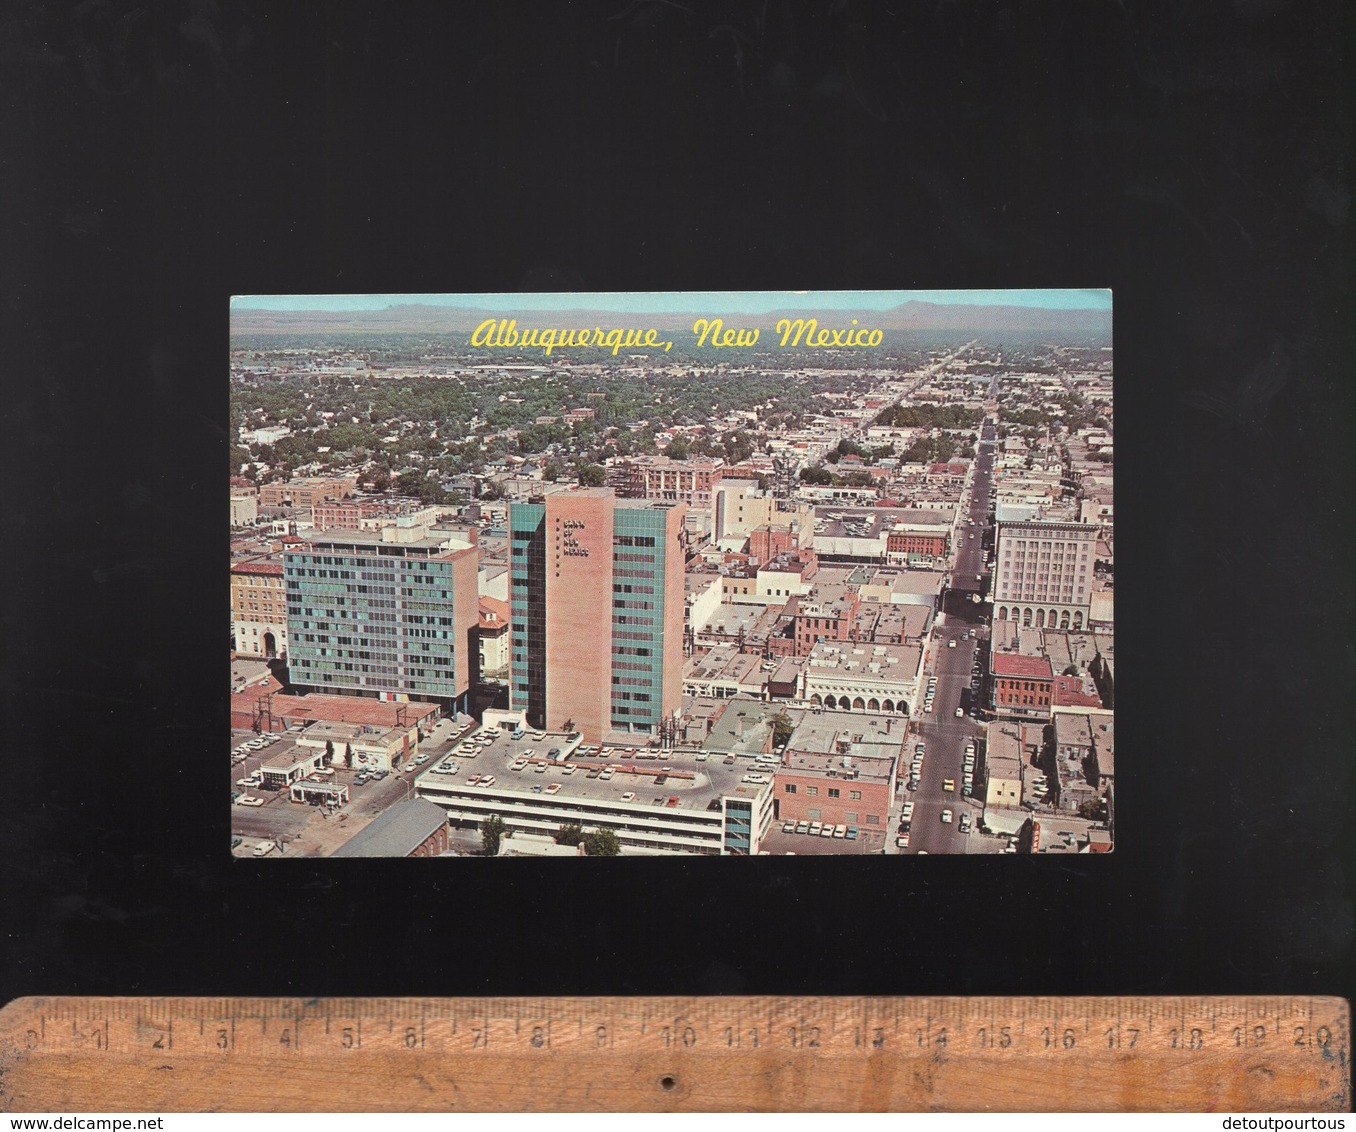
[341,743,351,768]
[479,480,505,501]
[542,462,562,482]
[799,466,834,485]
[553,822,584,846]
[229,444,252,475]
[665,436,691,460]
[1062,664,1080,677]
[770,711,795,748]
[576,463,607,487]
[324,739,334,766]
[582,828,621,857]
[1077,799,1105,821]
[481,815,507,856]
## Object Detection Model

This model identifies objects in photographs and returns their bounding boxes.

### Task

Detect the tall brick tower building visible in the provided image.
[509,489,686,742]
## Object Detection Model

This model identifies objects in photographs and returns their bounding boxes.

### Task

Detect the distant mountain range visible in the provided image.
[230,299,1111,341]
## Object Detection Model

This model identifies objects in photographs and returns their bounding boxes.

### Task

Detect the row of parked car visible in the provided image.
[230,733,280,765]
[781,819,860,841]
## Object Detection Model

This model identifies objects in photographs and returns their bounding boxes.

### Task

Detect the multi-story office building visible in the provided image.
[509,490,685,741]
[230,559,288,659]
[613,456,723,506]
[310,499,442,532]
[885,524,950,562]
[283,523,478,711]
[992,519,1098,630]
[259,475,358,509]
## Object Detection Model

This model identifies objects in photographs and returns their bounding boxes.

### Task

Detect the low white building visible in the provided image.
[295,720,414,773]
[230,491,258,527]
[798,640,924,715]
[683,645,767,699]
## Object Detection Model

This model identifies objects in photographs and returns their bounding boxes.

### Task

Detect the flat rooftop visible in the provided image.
[262,742,321,772]
[702,699,798,755]
[813,506,954,539]
[781,748,896,785]
[414,726,770,814]
[684,645,763,685]
[299,719,406,745]
[698,603,769,637]
[804,640,923,678]
[296,528,474,554]
[784,709,909,762]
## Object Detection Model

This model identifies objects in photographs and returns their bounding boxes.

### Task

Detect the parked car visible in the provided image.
[940,809,953,823]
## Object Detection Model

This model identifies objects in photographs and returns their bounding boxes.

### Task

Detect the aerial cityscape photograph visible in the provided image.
[229,290,1114,859]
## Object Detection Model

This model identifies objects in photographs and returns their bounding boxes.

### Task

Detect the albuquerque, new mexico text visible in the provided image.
[470,316,885,355]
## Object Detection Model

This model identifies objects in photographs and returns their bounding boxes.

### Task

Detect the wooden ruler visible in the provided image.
[0,996,1347,1112]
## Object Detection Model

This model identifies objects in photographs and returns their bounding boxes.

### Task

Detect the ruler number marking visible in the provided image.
[1042,1027,1076,1050]
[723,1026,761,1049]
[1106,1027,1140,1050]
[1294,1026,1333,1049]
[1170,1028,1204,1051]
[977,1026,1011,1050]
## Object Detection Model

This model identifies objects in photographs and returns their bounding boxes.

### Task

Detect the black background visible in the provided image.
[1,1,1351,1004]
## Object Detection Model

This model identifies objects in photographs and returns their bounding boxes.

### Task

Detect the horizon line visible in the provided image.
[231,288,1112,316]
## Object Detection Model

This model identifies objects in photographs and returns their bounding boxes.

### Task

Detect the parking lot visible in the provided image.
[230,718,477,857]
[760,824,881,855]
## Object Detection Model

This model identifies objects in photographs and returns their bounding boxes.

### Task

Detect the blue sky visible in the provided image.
[231,289,1111,314]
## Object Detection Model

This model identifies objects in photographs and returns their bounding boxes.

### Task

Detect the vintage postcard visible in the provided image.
[228,290,1113,858]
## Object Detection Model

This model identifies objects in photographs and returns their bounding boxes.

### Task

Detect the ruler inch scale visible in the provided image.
[0,996,1347,1112]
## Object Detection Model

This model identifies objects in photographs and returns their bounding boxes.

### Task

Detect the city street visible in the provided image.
[889,418,997,854]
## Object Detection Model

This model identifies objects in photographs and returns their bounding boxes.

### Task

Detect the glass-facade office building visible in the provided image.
[284,531,478,711]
